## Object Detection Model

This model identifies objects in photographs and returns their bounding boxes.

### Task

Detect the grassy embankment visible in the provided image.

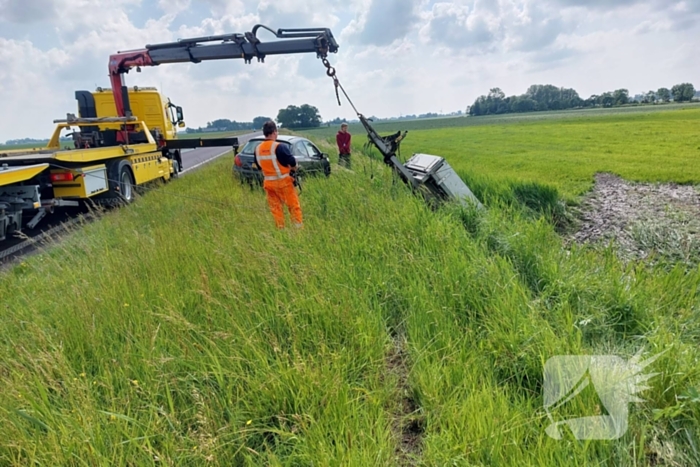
[1,106,699,465]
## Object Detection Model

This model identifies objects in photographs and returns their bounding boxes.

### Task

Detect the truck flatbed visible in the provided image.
[0,164,50,187]
[0,143,159,164]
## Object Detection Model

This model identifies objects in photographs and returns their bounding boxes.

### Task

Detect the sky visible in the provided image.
[0,0,698,141]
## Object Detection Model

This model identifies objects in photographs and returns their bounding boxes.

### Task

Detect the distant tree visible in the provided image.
[204,118,256,131]
[326,117,344,125]
[657,87,671,102]
[671,83,695,102]
[585,95,599,107]
[208,118,232,129]
[276,104,322,129]
[299,104,322,127]
[489,88,506,100]
[524,84,580,111]
[276,106,297,128]
[612,89,629,106]
[252,116,272,130]
[600,92,614,107]
[469,84,583,116]
[644,91,656,104]
[469,99,483,116]
[510,96,537,113]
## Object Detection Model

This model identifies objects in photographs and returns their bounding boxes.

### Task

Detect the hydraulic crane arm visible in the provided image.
[108,25,339,117]
[357,113,415,187]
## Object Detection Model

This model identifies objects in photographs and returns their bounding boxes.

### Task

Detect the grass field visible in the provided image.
[0,142,55,151]
[303,103,700,201]
[1,106,699,465]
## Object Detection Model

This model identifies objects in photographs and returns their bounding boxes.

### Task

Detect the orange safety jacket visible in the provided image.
[254,140,292,182]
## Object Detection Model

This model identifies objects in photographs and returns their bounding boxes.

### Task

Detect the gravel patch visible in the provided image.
[569,172,700,266]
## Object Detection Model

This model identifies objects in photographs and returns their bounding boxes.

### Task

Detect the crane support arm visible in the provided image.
[108,25,339,117]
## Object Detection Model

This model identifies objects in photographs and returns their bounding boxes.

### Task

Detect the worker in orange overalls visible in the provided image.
[253,121,303,229]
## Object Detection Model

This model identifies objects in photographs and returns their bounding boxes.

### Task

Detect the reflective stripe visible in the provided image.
[269,142,283,179]
[264,174,289,181]
[255,141,291,181]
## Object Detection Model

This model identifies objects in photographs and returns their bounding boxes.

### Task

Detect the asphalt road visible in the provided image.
[0,132,260,264]
[180,131,260,172]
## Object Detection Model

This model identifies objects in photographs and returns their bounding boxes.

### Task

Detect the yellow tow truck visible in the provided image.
[0,87,223,241]
[1,24,338,242]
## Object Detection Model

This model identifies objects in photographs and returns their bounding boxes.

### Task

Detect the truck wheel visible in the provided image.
[119,166,134,203]
[102,159,135,205]
[175,150,183,172]
[165,160,180,182]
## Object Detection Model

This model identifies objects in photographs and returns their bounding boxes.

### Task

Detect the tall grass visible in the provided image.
[0,139,698,465]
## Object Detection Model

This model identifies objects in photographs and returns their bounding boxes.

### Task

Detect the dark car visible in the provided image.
[233,135,331,185]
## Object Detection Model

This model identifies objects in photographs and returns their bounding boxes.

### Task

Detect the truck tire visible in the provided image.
[102,159,135,205]
[118,165,135,203]
[174,150,183,173]
[170,159,180,180]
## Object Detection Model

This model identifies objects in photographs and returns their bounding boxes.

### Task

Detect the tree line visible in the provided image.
[3,136,71,145]
[275,104,322,129]
[183,80,698,135]
[468,83,697,116]
[184,116,272,134]
[184,105,326,133]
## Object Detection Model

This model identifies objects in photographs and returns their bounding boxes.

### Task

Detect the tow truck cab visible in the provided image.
[75,87,185,145]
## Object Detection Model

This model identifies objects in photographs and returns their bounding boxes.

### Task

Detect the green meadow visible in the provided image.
[0,106,699,465]
[303,103,700,201]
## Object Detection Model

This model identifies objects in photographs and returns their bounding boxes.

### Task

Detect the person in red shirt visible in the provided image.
[336,123,352,169]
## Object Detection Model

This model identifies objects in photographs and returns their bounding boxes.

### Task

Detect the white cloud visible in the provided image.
[0,0,698,141]
[0,0,58,23]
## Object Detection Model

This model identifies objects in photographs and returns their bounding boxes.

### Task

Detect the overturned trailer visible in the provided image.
[357,114,483,209]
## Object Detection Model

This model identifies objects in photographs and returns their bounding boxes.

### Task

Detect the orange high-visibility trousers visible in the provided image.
[263,177,303,229]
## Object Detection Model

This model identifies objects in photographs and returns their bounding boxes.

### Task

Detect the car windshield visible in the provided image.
[240,139,292,155]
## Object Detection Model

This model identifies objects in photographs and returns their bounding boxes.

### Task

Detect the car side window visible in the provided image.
[303,141,321,158]
[293,141,309,158]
